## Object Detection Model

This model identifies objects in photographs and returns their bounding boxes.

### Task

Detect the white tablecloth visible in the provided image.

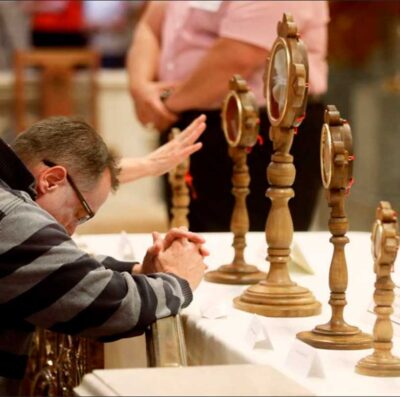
[75,364,313,396]
[76,231,400,396]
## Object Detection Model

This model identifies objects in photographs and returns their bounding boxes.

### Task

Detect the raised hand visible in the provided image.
[143,114,206,177]
[118,115,206,184]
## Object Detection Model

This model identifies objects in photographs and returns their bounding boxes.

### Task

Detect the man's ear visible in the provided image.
[36,166,68,195]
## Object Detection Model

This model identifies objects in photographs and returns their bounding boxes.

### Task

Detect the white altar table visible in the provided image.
[75,231,400,396]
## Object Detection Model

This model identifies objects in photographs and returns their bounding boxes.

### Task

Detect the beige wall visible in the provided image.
[0,69,168,234]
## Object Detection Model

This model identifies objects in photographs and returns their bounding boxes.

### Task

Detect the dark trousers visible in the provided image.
[32,31,88,48]
[161,102,324,232]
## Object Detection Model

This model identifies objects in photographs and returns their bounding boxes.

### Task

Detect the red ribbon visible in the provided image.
[185,171,198,200]
[295,113,306,125]
[345,177,355,195]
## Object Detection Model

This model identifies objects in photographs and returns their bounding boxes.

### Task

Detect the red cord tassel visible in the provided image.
[345,177,355,195]
[295,113,306,125]
[185,171,198,200]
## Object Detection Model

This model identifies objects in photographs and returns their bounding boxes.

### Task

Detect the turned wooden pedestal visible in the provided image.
[356,201,400,376]
[297,105,372,348]
[169,129,190,229]
[234,13,321,317]
[234,129,321,317]
[206,75,264,285]
[205,147,264,285]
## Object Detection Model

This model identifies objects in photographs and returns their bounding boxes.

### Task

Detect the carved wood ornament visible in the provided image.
[356,201,400,376]
[205,75,265,284]
[234,13,321,317]
[169,128,191,229]
[297,105,372,349]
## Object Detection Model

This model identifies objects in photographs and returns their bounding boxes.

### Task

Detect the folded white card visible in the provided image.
[200,301,228,319]
[118,231,135,261]
[244,314,273,350]
[290,241,315,274]
[285,338,325,378]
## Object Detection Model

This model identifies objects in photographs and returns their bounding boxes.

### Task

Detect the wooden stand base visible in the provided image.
[205,264,265,285]
[233,282,321,317]
[356,354,400,377]
[297,324,372,350]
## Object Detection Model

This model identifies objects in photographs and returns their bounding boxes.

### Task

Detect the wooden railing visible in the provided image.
[22,315,187,396]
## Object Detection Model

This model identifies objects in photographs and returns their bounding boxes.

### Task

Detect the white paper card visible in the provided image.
[200,301,228,319]
[118,231,135,261]
[189,1,222,12]
[290,241,314,274]
[285,339,325,378]
[244,315,273,350]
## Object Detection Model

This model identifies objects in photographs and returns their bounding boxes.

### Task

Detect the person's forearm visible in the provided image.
[119,114,206,182]
[165,38,268,112]
[99,256,139,273]
[127,2,166,93]
[118,157,153,184]
[1,203,193,339]
[127,23,160,92]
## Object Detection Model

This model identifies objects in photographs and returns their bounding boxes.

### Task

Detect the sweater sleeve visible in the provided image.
[0,193,193,341]
[96,255,138,273]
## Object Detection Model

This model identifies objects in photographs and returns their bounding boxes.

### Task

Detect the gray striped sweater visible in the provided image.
[0,139,192,394]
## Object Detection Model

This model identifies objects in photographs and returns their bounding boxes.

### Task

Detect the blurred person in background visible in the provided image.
[0,1,30,70]
[0,2,31,142]
[127,1,329,232]
[84,0,145,69]
[24,0,87,48]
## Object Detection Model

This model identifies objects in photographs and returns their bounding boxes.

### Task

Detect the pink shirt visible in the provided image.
[159,1,329,106]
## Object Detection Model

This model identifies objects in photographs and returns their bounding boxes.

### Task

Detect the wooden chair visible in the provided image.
[14,49,99,133]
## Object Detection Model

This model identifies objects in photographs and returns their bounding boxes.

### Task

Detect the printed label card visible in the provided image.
[200,301,228,319]
[244,314,273,350]
[118,230,135,261]
[285,339,325,378]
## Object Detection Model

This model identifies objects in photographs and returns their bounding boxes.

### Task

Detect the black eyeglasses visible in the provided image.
[43,159,95,224]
